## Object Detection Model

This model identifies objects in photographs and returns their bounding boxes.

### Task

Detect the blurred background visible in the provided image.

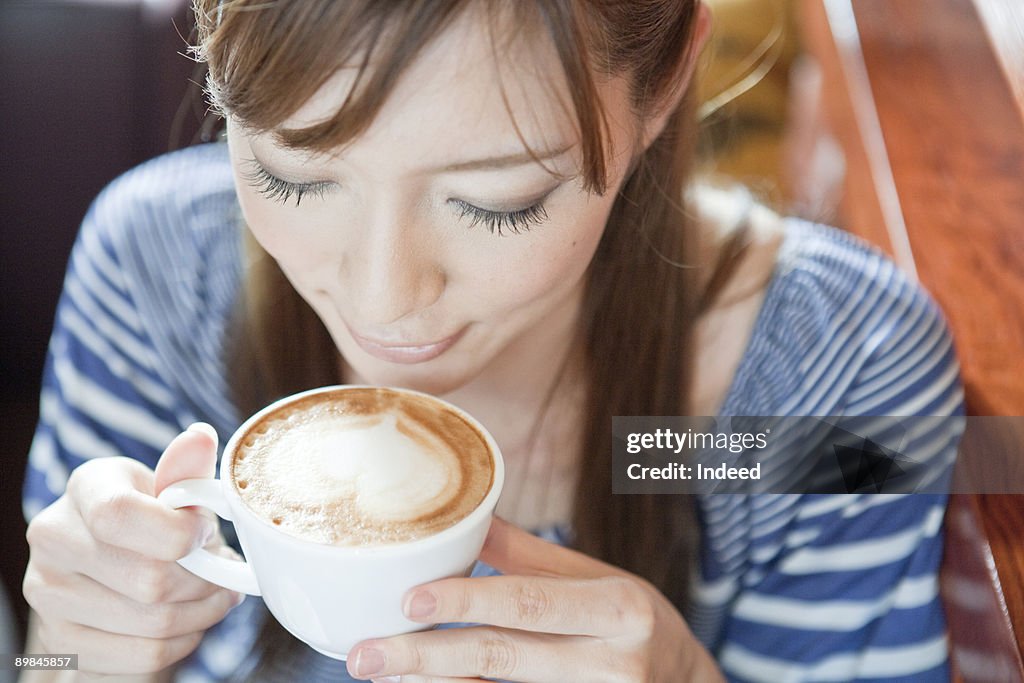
[2,1,1022,681]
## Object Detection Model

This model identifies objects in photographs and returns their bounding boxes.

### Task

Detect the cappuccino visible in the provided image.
[231,387,494,547]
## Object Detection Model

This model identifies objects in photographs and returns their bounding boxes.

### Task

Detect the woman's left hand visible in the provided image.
[345,516,724,683]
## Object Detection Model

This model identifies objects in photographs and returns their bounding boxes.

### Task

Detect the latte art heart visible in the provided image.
[231,388,493,546]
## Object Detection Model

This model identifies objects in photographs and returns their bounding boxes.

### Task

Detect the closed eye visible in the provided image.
[449,199,549,236]
[241,155,553,235]
[241,157,333,207]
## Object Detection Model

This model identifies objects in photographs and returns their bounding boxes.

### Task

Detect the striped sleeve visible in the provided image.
[714,259,964,681]
[22,145,264,683]
[22,173,194,522]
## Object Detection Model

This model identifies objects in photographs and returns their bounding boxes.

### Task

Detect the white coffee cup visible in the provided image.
[157,385,505,660]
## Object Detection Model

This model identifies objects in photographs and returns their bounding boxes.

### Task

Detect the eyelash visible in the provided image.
[449,199,548,236]
[242,158,331,207]
[242,158,550,235]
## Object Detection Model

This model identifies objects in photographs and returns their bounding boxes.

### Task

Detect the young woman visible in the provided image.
[21,1,963,681]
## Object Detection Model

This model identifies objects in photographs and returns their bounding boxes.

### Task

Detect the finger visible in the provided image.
[36,618,203,675]
[30,540,237,606]
[29,499,230,603]
[479,516,629,580]
[70,449,217,562]
[379,676,489,683]
[28,567,242,639]
[348,626,597,682]
[401,574,644,638]
[154,422,218,495]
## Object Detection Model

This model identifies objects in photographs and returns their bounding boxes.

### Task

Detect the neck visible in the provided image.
[446,282,587,531]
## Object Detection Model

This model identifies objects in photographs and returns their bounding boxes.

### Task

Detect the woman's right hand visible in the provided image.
[23,423,245,675]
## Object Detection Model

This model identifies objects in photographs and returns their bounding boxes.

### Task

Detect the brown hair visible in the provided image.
[193,0,749,674]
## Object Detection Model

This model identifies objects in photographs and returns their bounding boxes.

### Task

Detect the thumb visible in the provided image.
[154,422,220,497]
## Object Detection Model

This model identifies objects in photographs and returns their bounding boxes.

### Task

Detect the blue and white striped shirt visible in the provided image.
[23,143,964,682]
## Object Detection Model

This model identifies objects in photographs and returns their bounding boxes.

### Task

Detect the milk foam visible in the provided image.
[231,389,494,547]
[258,413,461,521]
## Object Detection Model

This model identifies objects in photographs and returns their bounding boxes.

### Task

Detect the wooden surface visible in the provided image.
[976,494,1024,643]
[792,0,1024,680]
[973,0,1024,119]
[943,494,1024,682]
[848,0,1024,416]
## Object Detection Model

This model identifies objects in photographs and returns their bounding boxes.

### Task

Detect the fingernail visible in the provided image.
[187,422,219,446]
[354,647,385,676]
[232,591,246,607]
[373,677,401,683]
[403,590,436,619]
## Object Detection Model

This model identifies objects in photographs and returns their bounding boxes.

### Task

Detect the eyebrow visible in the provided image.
[435,144,576,172]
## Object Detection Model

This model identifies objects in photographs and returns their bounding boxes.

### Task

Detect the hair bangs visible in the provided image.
[194,0,614,191]
[195,0,469,152]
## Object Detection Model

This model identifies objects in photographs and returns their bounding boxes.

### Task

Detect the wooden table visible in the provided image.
[789,1,1024,680]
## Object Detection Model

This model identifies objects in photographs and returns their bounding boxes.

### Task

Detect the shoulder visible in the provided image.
[776,217,956,379]
[692,182,941,332]
[80,142,242,328]
[724,214,964,416]
[85,142,237,257]
[72,142,244,429]
[95,141,234,204]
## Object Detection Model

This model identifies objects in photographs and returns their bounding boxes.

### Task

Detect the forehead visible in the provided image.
[264,6,625,167]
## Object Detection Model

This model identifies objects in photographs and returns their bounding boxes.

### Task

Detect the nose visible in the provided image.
[339,203,446,328]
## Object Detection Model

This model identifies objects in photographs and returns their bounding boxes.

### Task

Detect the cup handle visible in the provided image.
[157,479,262,596]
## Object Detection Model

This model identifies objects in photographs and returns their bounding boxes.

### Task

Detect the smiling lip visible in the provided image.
[347,325,467,364]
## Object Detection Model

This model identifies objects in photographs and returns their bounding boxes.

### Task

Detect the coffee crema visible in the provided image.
[231,388,494,547]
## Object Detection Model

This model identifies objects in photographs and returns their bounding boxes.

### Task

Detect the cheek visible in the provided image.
[228,134,337,273]
[459,193,610,313]
[233,182,339,276]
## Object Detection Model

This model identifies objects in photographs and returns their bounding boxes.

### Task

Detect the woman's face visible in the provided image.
[225,11,649,396]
